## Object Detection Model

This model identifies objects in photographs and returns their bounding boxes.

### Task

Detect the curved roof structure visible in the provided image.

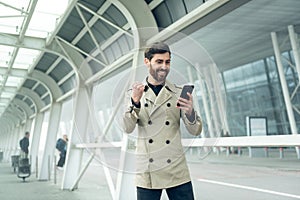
[0,1,300,199]
[0,0,300,134]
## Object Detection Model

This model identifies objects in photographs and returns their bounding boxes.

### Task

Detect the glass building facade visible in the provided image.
[224,50,299,136]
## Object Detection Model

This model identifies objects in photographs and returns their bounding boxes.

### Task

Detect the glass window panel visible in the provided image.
[0,45,14,68]
[225,50,300,136]
[25,0,69,38]
[57,98,74,140]
[0,0,30,34]
[13,48,40,69]
[39,110,50,159]
[1,91,14,99]
[5,76,22,87]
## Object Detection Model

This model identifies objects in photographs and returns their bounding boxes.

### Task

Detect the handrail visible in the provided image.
[182,135,300,147]
[74,135,300,159]
[75,135,300,148]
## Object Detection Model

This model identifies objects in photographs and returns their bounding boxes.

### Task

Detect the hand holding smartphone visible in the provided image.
[177,85,194,107]
[180,85,194,100]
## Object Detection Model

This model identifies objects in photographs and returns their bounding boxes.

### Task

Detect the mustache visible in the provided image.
[157,69,168,72]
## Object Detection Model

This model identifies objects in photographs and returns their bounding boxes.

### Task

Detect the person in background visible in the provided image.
[122,42,202,200]
[56,134,68,168]
[19,131,30,158]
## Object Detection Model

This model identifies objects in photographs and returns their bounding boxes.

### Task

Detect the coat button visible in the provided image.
[144,103,148,107]
[149,139,153,143]
[165,121,170,125]
[166,140,170,144]
[148,120,152,125]
[167,159,171,163]
[167,103,171,107]
[149,158,154,163]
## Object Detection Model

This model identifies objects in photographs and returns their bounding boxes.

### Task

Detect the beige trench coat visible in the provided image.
[122,80,202,189]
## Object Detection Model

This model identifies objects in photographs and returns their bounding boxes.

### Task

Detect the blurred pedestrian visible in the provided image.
[56,134,68,168]
[19,131,30,158]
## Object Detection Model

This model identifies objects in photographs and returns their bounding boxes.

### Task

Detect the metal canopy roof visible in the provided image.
[188,0,300,71]
[0,0,299,131]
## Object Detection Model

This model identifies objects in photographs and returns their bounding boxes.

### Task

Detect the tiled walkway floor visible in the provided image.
[0,149,299,200]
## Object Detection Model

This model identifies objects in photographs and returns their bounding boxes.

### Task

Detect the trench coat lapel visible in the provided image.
[144,80,176,116]
[151,87,172,115]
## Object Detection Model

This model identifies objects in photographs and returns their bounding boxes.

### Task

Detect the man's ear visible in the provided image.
[144,58,150,65]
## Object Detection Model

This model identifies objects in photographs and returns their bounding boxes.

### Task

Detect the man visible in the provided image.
[56,134,68,168]
[122,42,202,200]
[19,131,30,158]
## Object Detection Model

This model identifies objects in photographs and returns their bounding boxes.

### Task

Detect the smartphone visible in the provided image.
[180,85,194,100]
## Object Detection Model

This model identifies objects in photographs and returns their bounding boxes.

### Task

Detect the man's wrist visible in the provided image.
[186,109,195,122]
[131,98,141,108]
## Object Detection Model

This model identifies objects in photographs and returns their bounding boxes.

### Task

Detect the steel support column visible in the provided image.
[30,113,45,172]
[211,64,229,135]
[271,32,298,135]
[39,102,62,180]
[208,66,221,137]
[62,85,90,189]
[115,50,146,200]
[287,25,300,158]
[198,75,213,138]
[288,25,300,81]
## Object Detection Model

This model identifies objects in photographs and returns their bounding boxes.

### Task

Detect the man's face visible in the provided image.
[145,52,170,84]
[63,135,68,141]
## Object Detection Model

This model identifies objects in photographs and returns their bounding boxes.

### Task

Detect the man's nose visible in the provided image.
[161,62,168,68]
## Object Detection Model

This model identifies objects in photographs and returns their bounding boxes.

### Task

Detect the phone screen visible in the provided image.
[180,85,194,100]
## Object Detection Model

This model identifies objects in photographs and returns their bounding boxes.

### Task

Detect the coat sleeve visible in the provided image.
[182,110,202,136]
[19,139,23,150]
[121,92,140,134]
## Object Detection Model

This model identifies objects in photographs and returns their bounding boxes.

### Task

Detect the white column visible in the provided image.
[14,124,25,154]
[187,66,202,117]
[62,85,90,189]
[30,113,45,172]
[3,130,12,161]
[198,76,213,138]
[115,50,146,200]
[5,127,14,160]
[211,65,230,135]
[2,134,7,161]
[208,66,221,137]
[25,119,33,159]
[287,25,300,158]
[271,32,298,135]
[39,102,62,180]
[14,126,22,155]
[25,119,33,134]
[288,25,300,81]
[115,136,136,200]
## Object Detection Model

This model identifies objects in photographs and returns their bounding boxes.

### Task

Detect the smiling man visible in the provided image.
[122,42,202,200]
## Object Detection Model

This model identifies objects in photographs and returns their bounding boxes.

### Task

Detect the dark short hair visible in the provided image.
[144,42,171,60]
[25,131,30,136]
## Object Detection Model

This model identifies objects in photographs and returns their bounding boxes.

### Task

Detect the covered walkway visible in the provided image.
[1,151,299,200]
[1,0,300,199]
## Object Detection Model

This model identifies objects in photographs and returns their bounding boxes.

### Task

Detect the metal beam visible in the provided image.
[30,70,62,101]
[12,98,34,118]
[19,87,44,111]
[0,33,46,50]
[271,32,298,135]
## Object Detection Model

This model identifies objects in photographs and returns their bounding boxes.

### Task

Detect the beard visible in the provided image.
[149,64,169,83]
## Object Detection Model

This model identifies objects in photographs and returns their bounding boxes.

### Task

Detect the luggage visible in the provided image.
[17,158,31,181]
[11,155,20,173]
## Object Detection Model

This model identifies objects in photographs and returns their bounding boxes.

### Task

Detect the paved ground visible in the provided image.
[187,153,300,200]
[0,148,299,200]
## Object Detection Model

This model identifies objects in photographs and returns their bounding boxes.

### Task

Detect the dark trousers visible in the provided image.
[137,181,195,200]
[57,152,66,167]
